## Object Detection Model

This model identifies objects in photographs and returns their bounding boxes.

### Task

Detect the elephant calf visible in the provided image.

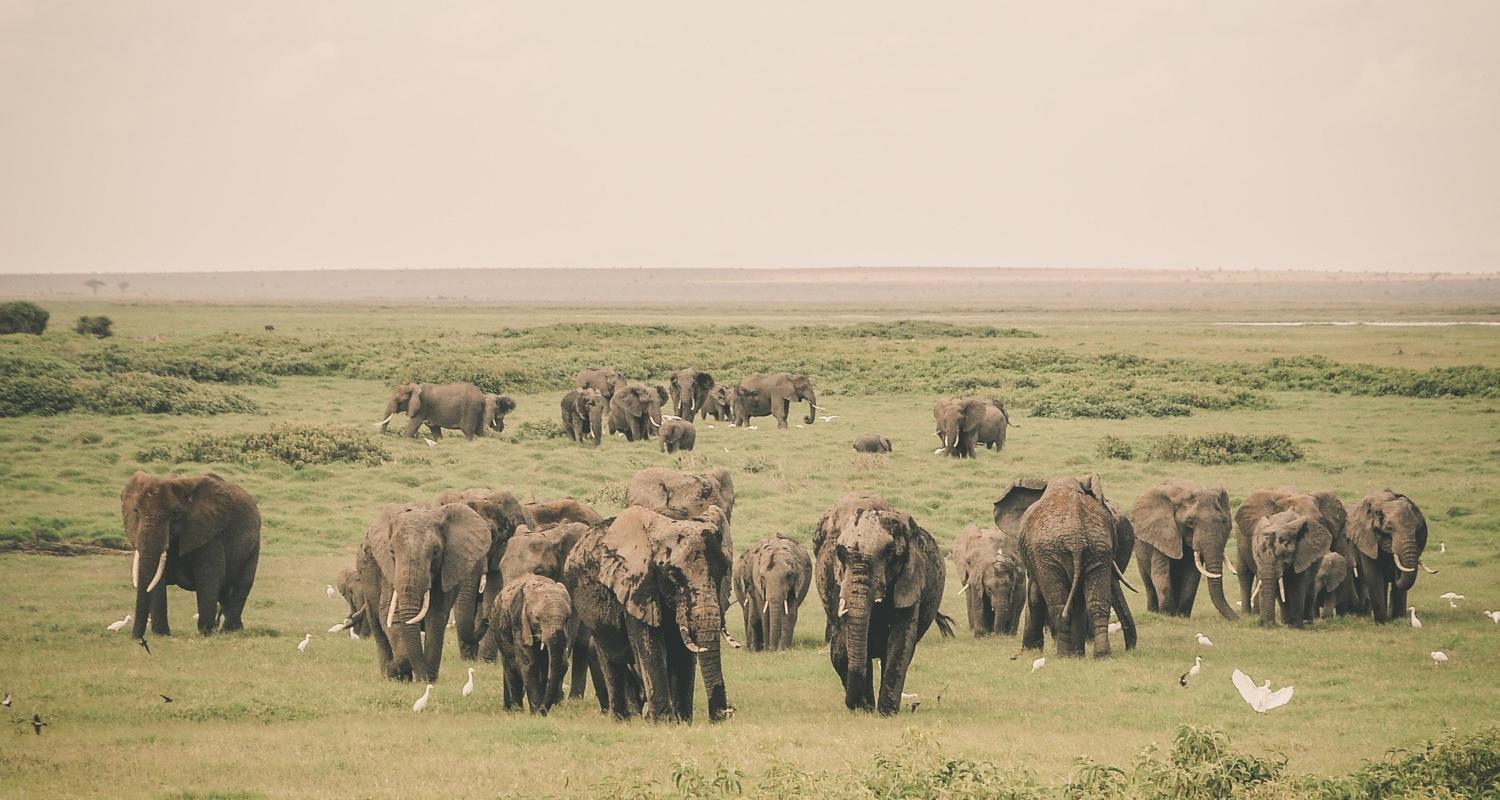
[950,524,1025,637]
[1311,552,1349,620]
[482,574,573,715]
[335,566,372,637]
[734,532,812,651]
[852,434,892,453]
[659,418,697,453]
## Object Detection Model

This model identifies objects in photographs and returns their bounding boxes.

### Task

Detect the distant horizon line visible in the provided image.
[4,264,1497,277]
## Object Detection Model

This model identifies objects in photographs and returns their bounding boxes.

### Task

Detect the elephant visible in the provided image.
[1131,480,1238,620]
[495,521,602,702]
[994,475,1138,657]
[1347,490,1429,624]
[356,503,490,682]
[1244,509,1332,627]
[701,385,735,421]
[1310,552,1349,620]
[975,400,1012,452]
[949,524,1025,636]
[564,505,732,722]
[734,533,812,651]
[608,382,668,441]
[1234,488,1342,626]
[376,382,516,441]
[735,373,816,428]
[931,397,990,458]
[668,369,715,421]
[625,466,736,531]
[523,498,604,530]
[561,388,607,446]
[576,366,629,401]
[480,574,573,715]
[120,472,262,640]
[335,565,372,637]
[852,434,893,453]
[659,419,697,453]
[434,488,529,659]
[814,493,953,715]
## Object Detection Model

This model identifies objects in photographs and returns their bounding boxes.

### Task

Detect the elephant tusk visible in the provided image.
[1224,559,1238,576]
[762,600,769,614]
[1392,553,1417,573]
[679,625,707,653]
[784,600,789,615]
[959,583,969,594]
[404,590,431,625]
[478,574,486,595]
[722,628,742,649]
[373,413,395,427]
[1278,578,1286,604]
[1112,561,1140,593]
[132,550,141,588]
[385,595,398,629]
[1252,577,1262,598]
[145,551,168,593]
[837,596,848,618]
[1194,551,1222,579]
[1352,562,1360,578]
[1420,561,1438,574]
[538,640,545,652]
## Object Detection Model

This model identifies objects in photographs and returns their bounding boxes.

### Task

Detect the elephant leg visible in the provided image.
[666,642,696,722]
[402,417,422,438]
[1138,552,1159,614]
[1148,552,1172,614]
[1390,584,1409,623]
[785,606,800,650]
[1112,580,1138,650]
[524,651,548,713]
[1021,579,1046,650]
[1086,563,1113,658]
[369,590,398,679]
[149,584,170,636]
[421,600,449,682]
[1237,565,1255,616]
[569,635,589,698]
[876,608,920,717]
[626,619,672,722]
[219,543,258,632]
[1363,561,1388,623]
[189,543,226,635]
[1178,568,1202,618]
[964,580,982,634]
[503,660,524,711]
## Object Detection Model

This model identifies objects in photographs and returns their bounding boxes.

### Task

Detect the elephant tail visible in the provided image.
[934,612,956,639]
[1060,550,1085,621]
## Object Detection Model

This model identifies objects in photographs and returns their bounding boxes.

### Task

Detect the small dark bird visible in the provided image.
[160,695,173,703]
[138,639,152,655]
[31,713,46,735]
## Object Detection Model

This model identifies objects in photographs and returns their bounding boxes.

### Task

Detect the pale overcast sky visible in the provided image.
[1,1,1496,274]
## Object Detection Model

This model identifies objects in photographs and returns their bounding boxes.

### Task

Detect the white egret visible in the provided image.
[1440,592,1464,601]
[1196,632,1214,647]
[1431,651,1449,664]
[413,684,433,712]
[1440,542,1446,554]
[2,692,10,707]
[1108,621,1122,634]
[326,584,337,599]
[1231,669,1293,713]
[1179,656,1202,687]
[462,668,475,698]
[1485,611,1500,624]
[107,614,133,632]
[297,633,313,653]
[1409,607,1422,629]
[1031,657,1046,672]
[349,628,361,640]
[328,620,349,633]
[423,438,437,447]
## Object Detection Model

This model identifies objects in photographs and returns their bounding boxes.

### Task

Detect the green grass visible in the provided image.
[1,302,1499,798]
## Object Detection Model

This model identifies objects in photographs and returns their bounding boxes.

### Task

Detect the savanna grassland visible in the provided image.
[2,291,1500,799]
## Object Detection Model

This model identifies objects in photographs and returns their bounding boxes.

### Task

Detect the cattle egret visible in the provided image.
[1179,656,1202,687]
[1440,542,1446,554]
[1231,669,1294,713]
[1485,611,1500,624]
[412,684,433,712]
[2,692,10,707]
[462,668,475,698]
[328,620,348,633]
[1409,607,1422,629]
[107,615,133,632]
[1196,632,1214,647]
[349,629,361,640]
[423,438,437,447]
[1031,657,1046,672]
[1431,651,1450,664]
[297,633,313,653]
[746,425,759,430]
[31,714,46,735]
[326,585,337,599]
[1108,621,1122,634]
[1440,592,1464,601]
[707,424,715,429]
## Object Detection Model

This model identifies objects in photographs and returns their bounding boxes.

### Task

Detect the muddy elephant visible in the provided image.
[814,493,953,715]
[481,574,573,715]
[1131,481,1238,620]
[495,521,601,702]
[376,382,515,441]
[950,524,1025,636]
[1347,490,1429,624]
[669,369,715,421]
[852,434,893,453]
[1234,488,1342,627]
[735,533,812,651]
[335,566,372,637]
[735,373,816,428]
[434,488,529,659]
[608,382,668,441]
[625,466,736,531]
[576,367,629,401]
[932,397,990,458]
[561,388,607,446]
[701,385,735,421]
[1310,552,1349,620]
[523,498,604,530]
[564,506,732,722]
[659,419,696,453]
[1244,509,1332,627]
[975,400,1012,452]
[994,475,1138,657]
[120,472,262,641]
[356,503,490,682]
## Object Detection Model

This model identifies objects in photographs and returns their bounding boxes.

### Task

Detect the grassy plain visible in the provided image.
[1,297,1499,798]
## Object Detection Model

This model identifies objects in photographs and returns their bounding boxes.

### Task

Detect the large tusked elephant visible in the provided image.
[1131,480,1238,620]
[1347,490,1429,624]
[668,369,715,421]
[121,472,261,640]
[950,524,1025,636]
[735,373,816,428]
[561,388,607,446]
[434,488,529,659]
[1244,509,1331,627]
[975,400,1012,452]
[932,397,991,458]
[376,382,515,441]
[734,532,812,651]
[608,382,668,441]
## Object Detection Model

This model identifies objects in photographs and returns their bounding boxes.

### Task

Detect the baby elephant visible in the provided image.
[482,574,573,715]
[852,434,893,453]
[659,418,696,453]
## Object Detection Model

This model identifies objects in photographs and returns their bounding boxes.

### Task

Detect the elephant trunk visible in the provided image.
[1198,547,1238,621]
[1393,542,1420,591]
[542,631,569,711]
[379,397,402,432]
[841,566,873,708]
[392,574,428,679]
[130,521,169,640]
[1258,568,1279,626]
[766,592,788,651]
[452,564,482,659]
[679,599,727,721]
[803,389,817,424]
[588,405,604,446]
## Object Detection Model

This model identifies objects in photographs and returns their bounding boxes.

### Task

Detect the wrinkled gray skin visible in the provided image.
[1131,481,1238,620]
[576,367,629,402]
[608,382,668,441]
[701,385,735,421]
[852,434,893,453]
[735,373,816,428]
[434,488,529,660]
[523,498,604,530]
[121,472,261,640]
[626,466,737,610]
[950,524,1025,636]
[932,397,990,458]
[356,503,490,682]
[1347,490,1428,624]
[1234,488,1341,627]
[1310,552,1349,620]
[669,369,715,422]
[377,382,515,441]
[496,521,601,702]
[975,401,1012,452]
[564,506,733,722]
[734,533,813,651]
[482,574,573,714]
[815,493,952,715]
[561,388,607,446]
[336,566,372,637]
[1246,509,1332,627]
[996,475,1138,657]
[659,419,697,453]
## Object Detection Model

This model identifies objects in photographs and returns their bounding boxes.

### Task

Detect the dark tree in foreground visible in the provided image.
[0,301,49,335]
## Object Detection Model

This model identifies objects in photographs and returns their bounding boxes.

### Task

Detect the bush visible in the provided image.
[138,424,390,467]
[1097,435,1135,460]
[74,316,114,338]
[0,375,81,416]
[77,373,259,416]
[510,420,567,441]
[0,301,49,335]
[1144,433,1304,466]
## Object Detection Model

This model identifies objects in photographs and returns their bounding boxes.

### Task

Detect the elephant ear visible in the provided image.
[121,471,152,525]
[892,514,928,609]
[1345,497,1379,560]
[437,503,491,593]
[1131,485,1184,560]
[507,581,532,645]
[1107,500,1135,568]
[169,474,232,555]
[598,510,660,626]
[695,371,714,391]
[1080,473,1106,501]
[363,505,403,580]
[482,394,498,428]
[993,478,1047,535]
[407,385,423,417]
[653,384,669,406]
[1235,491,1284,541]
[960,398,988,430]
[1294,517,1333,575]
[1312,491,1347,542]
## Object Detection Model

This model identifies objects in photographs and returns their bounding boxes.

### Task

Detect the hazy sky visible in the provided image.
[2,1,1497,274]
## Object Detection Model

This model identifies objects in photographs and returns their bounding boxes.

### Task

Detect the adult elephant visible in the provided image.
[625,466,736,530]
[735,533,812,651]
[1131,481,1238,620]
[735,373,816,429]
[975,400,1012,452]
[483,574,573,715]
[1244,509,1331,627]
[701,385,735,421]
[994,475,1137,657]
[334,565,372,637]
[668,369,715,421]
[608,382,668,441]
[852,434,893,453]
[1347,490,1430,624]
[356,503,490,682]
[120,472,261,641]
[932,397,989,458]
[561,388,607,446]
[1234,488,1343,626]
[950,524,1025,636]
[375,382,515,441]
[576,367,629,401]
[564,506,732,722]
[434,488,529,659]
[814,493,952,715]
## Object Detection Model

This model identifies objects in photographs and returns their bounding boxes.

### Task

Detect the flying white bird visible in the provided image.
[1179,656,1202,687]
[423,438,437,448]
[819,415,840,422]
[1409,607,1422,629]
[1031,657,1046,673]
[349,629,361,640]
[326,584,337,599]
[462,668,475,698]
[1231,669,1294,713]
[1108,621,1122,634]
[1485,611,1500,624]
[412,684,433,712]
[107,614,133,632]
[1196,632,1214,647]
[297,633,313,653]
[1431,651,1450,664]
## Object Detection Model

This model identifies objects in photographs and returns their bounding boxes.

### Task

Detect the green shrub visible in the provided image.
[138,424,389,467]
[511,420,567,441]
[77,373,260,416]
[79,345,273,385]
[74,315,114,338]
[1097,435,1135,460]
[0,375,81,416]
[1144,433,1304,465]
[0,301,49,335]
[790,320,1040,339]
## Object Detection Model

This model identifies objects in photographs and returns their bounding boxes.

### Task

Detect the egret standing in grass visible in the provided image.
[413,684,432,712]
[1031,657,1046,673]
[1431,651,1450,664]
[325,584,336,599]
[107,614,133,632]
[1485,611,1500,624]
[349,629,361,640]
[462,668,475,698]
[1196,632,1214,647]
[297,633,313,653]
[1409,607,1422,629]
[1179,656,1202,687]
